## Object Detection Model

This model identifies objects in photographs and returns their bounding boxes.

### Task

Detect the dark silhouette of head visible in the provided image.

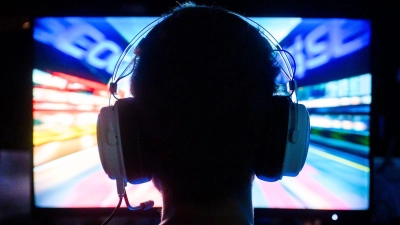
[130,2,279,207]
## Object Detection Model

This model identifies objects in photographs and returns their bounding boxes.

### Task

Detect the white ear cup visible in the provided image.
[97,98,152,189]
[97,106,127,194]
[255,96,310,182]
[281,103,310,177]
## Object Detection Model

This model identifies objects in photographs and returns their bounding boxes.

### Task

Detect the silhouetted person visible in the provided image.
[130,2,280,225]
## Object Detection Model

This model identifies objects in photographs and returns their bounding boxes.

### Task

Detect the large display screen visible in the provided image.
[32,16,371,211]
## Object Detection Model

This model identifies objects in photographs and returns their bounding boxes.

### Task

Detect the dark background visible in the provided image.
[0,0,399,224]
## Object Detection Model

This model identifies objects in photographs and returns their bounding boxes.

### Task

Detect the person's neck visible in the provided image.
[159,196,254,225]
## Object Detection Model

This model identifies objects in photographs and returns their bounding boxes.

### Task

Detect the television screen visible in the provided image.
[32,15,371,218]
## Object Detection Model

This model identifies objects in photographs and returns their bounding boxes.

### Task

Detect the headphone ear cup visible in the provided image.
[97,98,152,186]
[97,105,127,183]
[281,103,310,177]
[255,96,310,182]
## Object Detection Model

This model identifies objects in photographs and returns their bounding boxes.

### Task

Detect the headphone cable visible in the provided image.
[102,195,123,225]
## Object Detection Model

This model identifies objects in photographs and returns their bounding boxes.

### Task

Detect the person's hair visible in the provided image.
[130,2,279,205]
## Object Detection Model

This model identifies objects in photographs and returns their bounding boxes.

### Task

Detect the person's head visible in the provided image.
[130,2,279,206]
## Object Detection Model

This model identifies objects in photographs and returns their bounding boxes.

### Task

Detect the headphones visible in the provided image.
[96,10,311,197]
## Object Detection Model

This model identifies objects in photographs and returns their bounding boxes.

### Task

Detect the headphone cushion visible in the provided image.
[255,96,290,182]
[116,98,153,184]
